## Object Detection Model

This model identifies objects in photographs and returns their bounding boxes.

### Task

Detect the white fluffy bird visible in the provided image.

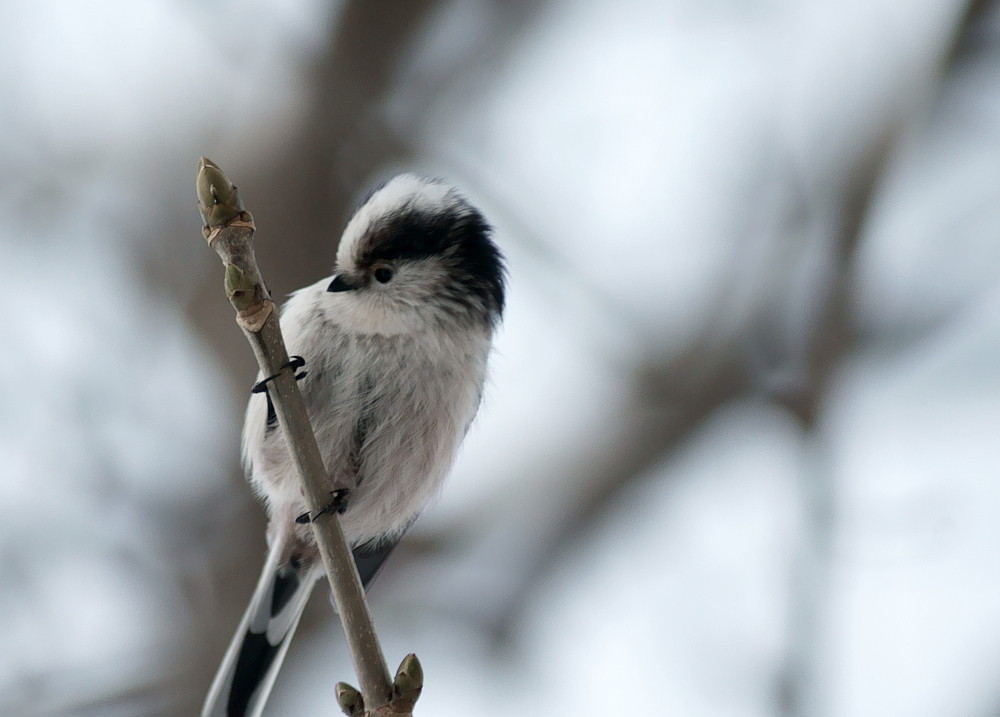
[202,174,505,717]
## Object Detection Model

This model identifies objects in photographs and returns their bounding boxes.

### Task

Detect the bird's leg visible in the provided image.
[295,489,351,524]
[251,355,308,394]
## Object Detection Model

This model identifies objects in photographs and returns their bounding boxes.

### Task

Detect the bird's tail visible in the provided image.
[201,539,320,717]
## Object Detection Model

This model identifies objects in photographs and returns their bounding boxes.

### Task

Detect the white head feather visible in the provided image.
[336,173,457,273]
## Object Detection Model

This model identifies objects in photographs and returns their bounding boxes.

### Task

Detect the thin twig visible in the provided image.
[195,157,417,715]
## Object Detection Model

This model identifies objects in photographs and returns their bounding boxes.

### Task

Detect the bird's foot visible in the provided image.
[251,355,308,394]
[295,488,350,524]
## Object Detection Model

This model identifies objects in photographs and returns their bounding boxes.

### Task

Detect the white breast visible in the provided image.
[243,277,492,544]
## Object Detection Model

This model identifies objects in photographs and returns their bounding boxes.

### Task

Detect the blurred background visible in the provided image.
[2,0,1000,714]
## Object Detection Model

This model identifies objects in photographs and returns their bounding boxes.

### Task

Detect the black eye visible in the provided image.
[374,267,393,283]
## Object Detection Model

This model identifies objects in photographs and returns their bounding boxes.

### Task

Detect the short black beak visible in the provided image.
[327,274,356,292]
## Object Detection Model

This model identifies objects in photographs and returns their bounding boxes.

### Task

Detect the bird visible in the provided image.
[201,173,505,716]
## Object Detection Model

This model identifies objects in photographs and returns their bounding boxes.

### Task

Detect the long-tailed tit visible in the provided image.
[202,174,505,716]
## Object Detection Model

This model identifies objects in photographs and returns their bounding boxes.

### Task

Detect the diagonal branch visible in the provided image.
[195,157,418,715]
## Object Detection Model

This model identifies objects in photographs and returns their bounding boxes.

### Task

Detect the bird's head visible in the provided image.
[327,174,505,329]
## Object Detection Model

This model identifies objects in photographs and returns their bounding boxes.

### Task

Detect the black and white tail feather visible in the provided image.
[201,174,505,716]
[201,538,317,717]
[201,540,395,717]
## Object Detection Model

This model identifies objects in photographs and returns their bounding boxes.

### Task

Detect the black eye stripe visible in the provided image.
[355,202,505,320]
